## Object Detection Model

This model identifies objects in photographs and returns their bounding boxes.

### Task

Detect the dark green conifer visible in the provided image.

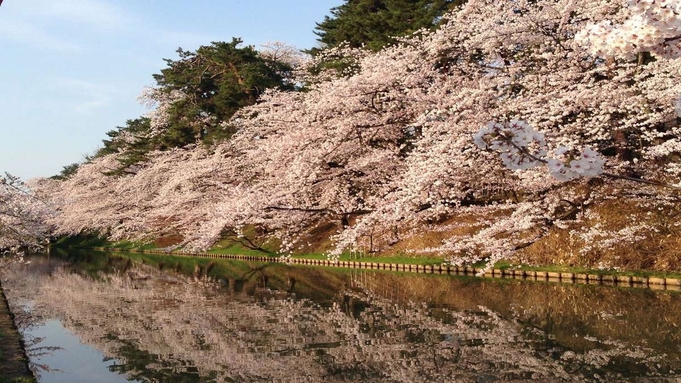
[152,38,293,147]
[86,38,293,176]
[312,0,464,52]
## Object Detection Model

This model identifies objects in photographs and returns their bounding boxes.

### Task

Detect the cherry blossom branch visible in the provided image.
[0,173,54,252]
[265,206,373,216]
[575,0,681,59]
[475,120,681,190]
[601,172,681,190]
[264,206,329,213]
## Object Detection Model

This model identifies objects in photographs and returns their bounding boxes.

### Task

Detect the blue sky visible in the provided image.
[0,0,340,180]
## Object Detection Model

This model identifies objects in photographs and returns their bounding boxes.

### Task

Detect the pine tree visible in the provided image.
[88,39,295,176]
[312,0,462,52]
[95,117,155,175]
[152,38,293,147]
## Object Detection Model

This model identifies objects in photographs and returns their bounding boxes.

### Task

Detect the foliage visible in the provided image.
[28,0,681,271]
[0,174,53,253]
[49,163,80,181]
[94,117,154,175]
[90,39,297,175]
[53,233,108,248]
[145,38,294,148]
[312,0,461,52]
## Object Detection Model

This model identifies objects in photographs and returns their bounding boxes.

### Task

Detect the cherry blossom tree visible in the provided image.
[328,0,681,264]
[0,173,53,253]
[576,0,681,59]
[35,0,681,268]
[477,0,681,183]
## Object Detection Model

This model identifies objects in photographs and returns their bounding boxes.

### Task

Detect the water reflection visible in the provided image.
[0,251,680,382]
[25,320,134,383]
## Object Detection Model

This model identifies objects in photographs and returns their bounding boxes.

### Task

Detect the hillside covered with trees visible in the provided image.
[3,0,681,271]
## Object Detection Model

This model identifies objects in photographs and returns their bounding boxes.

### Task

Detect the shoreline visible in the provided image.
[88,246,681,292]
[0,278,35,383]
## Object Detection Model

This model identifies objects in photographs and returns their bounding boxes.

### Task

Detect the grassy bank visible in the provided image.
[54,227,681,281]
[59,245,681,283]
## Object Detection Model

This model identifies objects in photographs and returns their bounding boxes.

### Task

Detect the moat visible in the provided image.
[1,250,680,382]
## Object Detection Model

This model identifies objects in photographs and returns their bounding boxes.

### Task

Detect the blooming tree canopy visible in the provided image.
[0,174,53,253]
[26,0,681,268]
[576,0,681,59]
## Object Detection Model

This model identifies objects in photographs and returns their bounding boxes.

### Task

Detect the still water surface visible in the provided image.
[1,250,680,382]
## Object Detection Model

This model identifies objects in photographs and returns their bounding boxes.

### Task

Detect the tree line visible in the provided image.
[54,0,457,178]
[4,0,681,273]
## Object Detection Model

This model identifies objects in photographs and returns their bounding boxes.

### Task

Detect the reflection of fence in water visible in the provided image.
[347,268,681,358]
[1,258,679,382]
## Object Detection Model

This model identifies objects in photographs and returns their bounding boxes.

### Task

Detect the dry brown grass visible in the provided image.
[516,198,681,271]
[382,215,483,256]
[154,234,184,248]
[294,221,339,254]
[200,187,681,272]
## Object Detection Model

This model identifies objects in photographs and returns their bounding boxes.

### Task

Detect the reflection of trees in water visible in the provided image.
[0,259,63,379]
[11,308,62,381]
[22,333,62,380]
[345,271,681,380]
[346,271,681,355]
[0,258,677,382]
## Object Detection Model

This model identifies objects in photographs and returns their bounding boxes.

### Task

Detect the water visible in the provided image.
[1,250,680,382]
[23,319,133,383]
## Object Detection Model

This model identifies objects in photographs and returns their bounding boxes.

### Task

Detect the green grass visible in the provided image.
[61,234,681,281]
[205,239,446,265]
[128,246,681,281]
[207,243,277,257]
[293,252,445,265]
[477,260,681,279]
[110,240,157,251]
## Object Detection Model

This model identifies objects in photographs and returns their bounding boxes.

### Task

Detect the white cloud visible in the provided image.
[0,18,83,52]
[0,0,134,51]
[51,77,120,115]
[15,0,132,31]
